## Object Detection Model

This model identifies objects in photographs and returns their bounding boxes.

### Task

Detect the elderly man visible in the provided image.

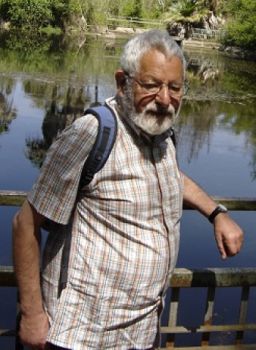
[13,30,243,350]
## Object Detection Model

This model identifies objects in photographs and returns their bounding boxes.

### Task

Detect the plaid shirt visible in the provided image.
[28,97,183,350]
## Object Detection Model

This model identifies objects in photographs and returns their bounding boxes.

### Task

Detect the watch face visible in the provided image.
[219,204,228,212]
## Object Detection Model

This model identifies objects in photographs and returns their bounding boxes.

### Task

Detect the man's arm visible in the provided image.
[12,199,49,349]
[182,173,244,259]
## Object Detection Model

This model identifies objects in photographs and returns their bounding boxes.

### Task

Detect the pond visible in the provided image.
[0,33,256,348]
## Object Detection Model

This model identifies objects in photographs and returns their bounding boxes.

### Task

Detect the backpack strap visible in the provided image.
[169,127,176,147]
[79,105,117,188]
[58,105,116,293]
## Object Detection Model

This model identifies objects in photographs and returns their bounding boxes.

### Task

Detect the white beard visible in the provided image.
[130,100,177,136]
[117,87,180,136]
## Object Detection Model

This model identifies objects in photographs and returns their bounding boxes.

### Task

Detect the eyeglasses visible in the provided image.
[125,73,188,98]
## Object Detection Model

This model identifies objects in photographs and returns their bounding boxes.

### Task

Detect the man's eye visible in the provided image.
[169,85,182,92]
[143,83,159,91]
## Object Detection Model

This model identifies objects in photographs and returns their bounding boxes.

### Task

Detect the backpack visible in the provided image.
[52,105,118,292]
[79,105,176,188]
[41,105,117,232]
[42,104,176,232]
[79,105,117,188]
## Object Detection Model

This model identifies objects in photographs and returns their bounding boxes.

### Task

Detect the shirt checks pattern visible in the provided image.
[28,97,183,350]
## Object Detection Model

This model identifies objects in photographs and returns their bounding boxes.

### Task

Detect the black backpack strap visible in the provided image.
[79,105,117,188]
[170,127,176,147]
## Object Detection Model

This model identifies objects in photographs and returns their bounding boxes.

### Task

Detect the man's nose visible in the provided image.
[155,85,171,108]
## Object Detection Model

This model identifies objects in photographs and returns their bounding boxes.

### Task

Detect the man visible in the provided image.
[13,30,243,350]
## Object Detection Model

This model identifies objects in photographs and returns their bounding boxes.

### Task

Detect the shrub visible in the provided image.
[222,0,256,50]
[2,0,53,30]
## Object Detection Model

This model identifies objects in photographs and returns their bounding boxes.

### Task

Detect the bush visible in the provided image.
[1,0,53,30]
[179,0,197,17]
[0,0,74,32]
[222,0,256,50]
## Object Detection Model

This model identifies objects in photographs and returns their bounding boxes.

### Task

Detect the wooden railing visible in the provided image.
[106,16,165,29]
[1,190,256,349]
[161,268,256,349]
[104,17,224,45]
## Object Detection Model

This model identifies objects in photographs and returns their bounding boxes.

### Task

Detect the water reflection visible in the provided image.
[0,34,255,178]
[185,48,256,102]
[177,98,256,179]
[25,83,93,167]
[219,101,256,179]
[176,100,216,161]
[0,79,16,134]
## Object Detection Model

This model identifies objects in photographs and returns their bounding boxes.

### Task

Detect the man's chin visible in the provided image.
[138,109,176,135]
[135,118,174,136]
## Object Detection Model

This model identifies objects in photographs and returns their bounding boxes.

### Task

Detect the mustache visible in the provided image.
[144,105,175,118]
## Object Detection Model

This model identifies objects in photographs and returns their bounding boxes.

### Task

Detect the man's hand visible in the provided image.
[19,311,49,349]
[181,173,244,260]
[213,213,244,259]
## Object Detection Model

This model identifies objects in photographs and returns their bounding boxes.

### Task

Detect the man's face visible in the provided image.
[132,49,184,114]
[117,49,184,136]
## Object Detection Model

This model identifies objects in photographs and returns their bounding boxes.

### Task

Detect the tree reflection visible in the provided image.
[219,100,256,179]
[25,83,92,167]
[176,56,224,162]
[177,99,217,161]
[176,95,256,179]
[0,79,16,134]
[176,52,256,180]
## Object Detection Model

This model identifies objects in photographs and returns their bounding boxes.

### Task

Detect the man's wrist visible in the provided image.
[208,204,228,223]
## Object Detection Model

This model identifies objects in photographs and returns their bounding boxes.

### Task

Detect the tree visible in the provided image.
[222,0,256,50]
[0,0,53,30]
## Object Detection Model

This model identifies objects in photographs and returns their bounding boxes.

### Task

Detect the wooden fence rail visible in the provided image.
[1,190,256,210]
[1,191,256,349]
[105,17,224,43]
[107,16,165,28]
[161,268,256,349]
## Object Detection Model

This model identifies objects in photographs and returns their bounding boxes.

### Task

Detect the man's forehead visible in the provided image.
[138,49,184,79]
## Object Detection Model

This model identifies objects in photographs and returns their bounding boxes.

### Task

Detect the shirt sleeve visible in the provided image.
[27,114,99,225]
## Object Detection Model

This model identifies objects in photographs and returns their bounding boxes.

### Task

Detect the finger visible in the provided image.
[223,238,241,257]
[216,238,227,259]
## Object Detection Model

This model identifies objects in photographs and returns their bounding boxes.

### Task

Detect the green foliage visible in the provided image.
[0,0,10,21]
[50,0,71,29]
[0,0,53,30]
[75,0,108,26]
[104,0,167,20]
[0,0,80,31]
[122,0,142,18]
[0,0,255,52]
[141,0,167,20]
[179,0,197,17]
[222,0,256,50]
[40,25,62,35]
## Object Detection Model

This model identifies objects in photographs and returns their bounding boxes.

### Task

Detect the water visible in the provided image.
[0,34,256,348]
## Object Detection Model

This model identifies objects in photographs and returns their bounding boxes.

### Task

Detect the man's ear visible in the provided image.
[115,70,126,95]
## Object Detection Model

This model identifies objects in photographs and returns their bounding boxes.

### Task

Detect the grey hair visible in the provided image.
[120,29,186,76]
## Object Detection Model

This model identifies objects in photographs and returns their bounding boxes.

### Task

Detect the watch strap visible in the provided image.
[208,204,228,223]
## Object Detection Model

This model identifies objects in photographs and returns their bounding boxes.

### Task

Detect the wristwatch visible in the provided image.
[208,204,228,223]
